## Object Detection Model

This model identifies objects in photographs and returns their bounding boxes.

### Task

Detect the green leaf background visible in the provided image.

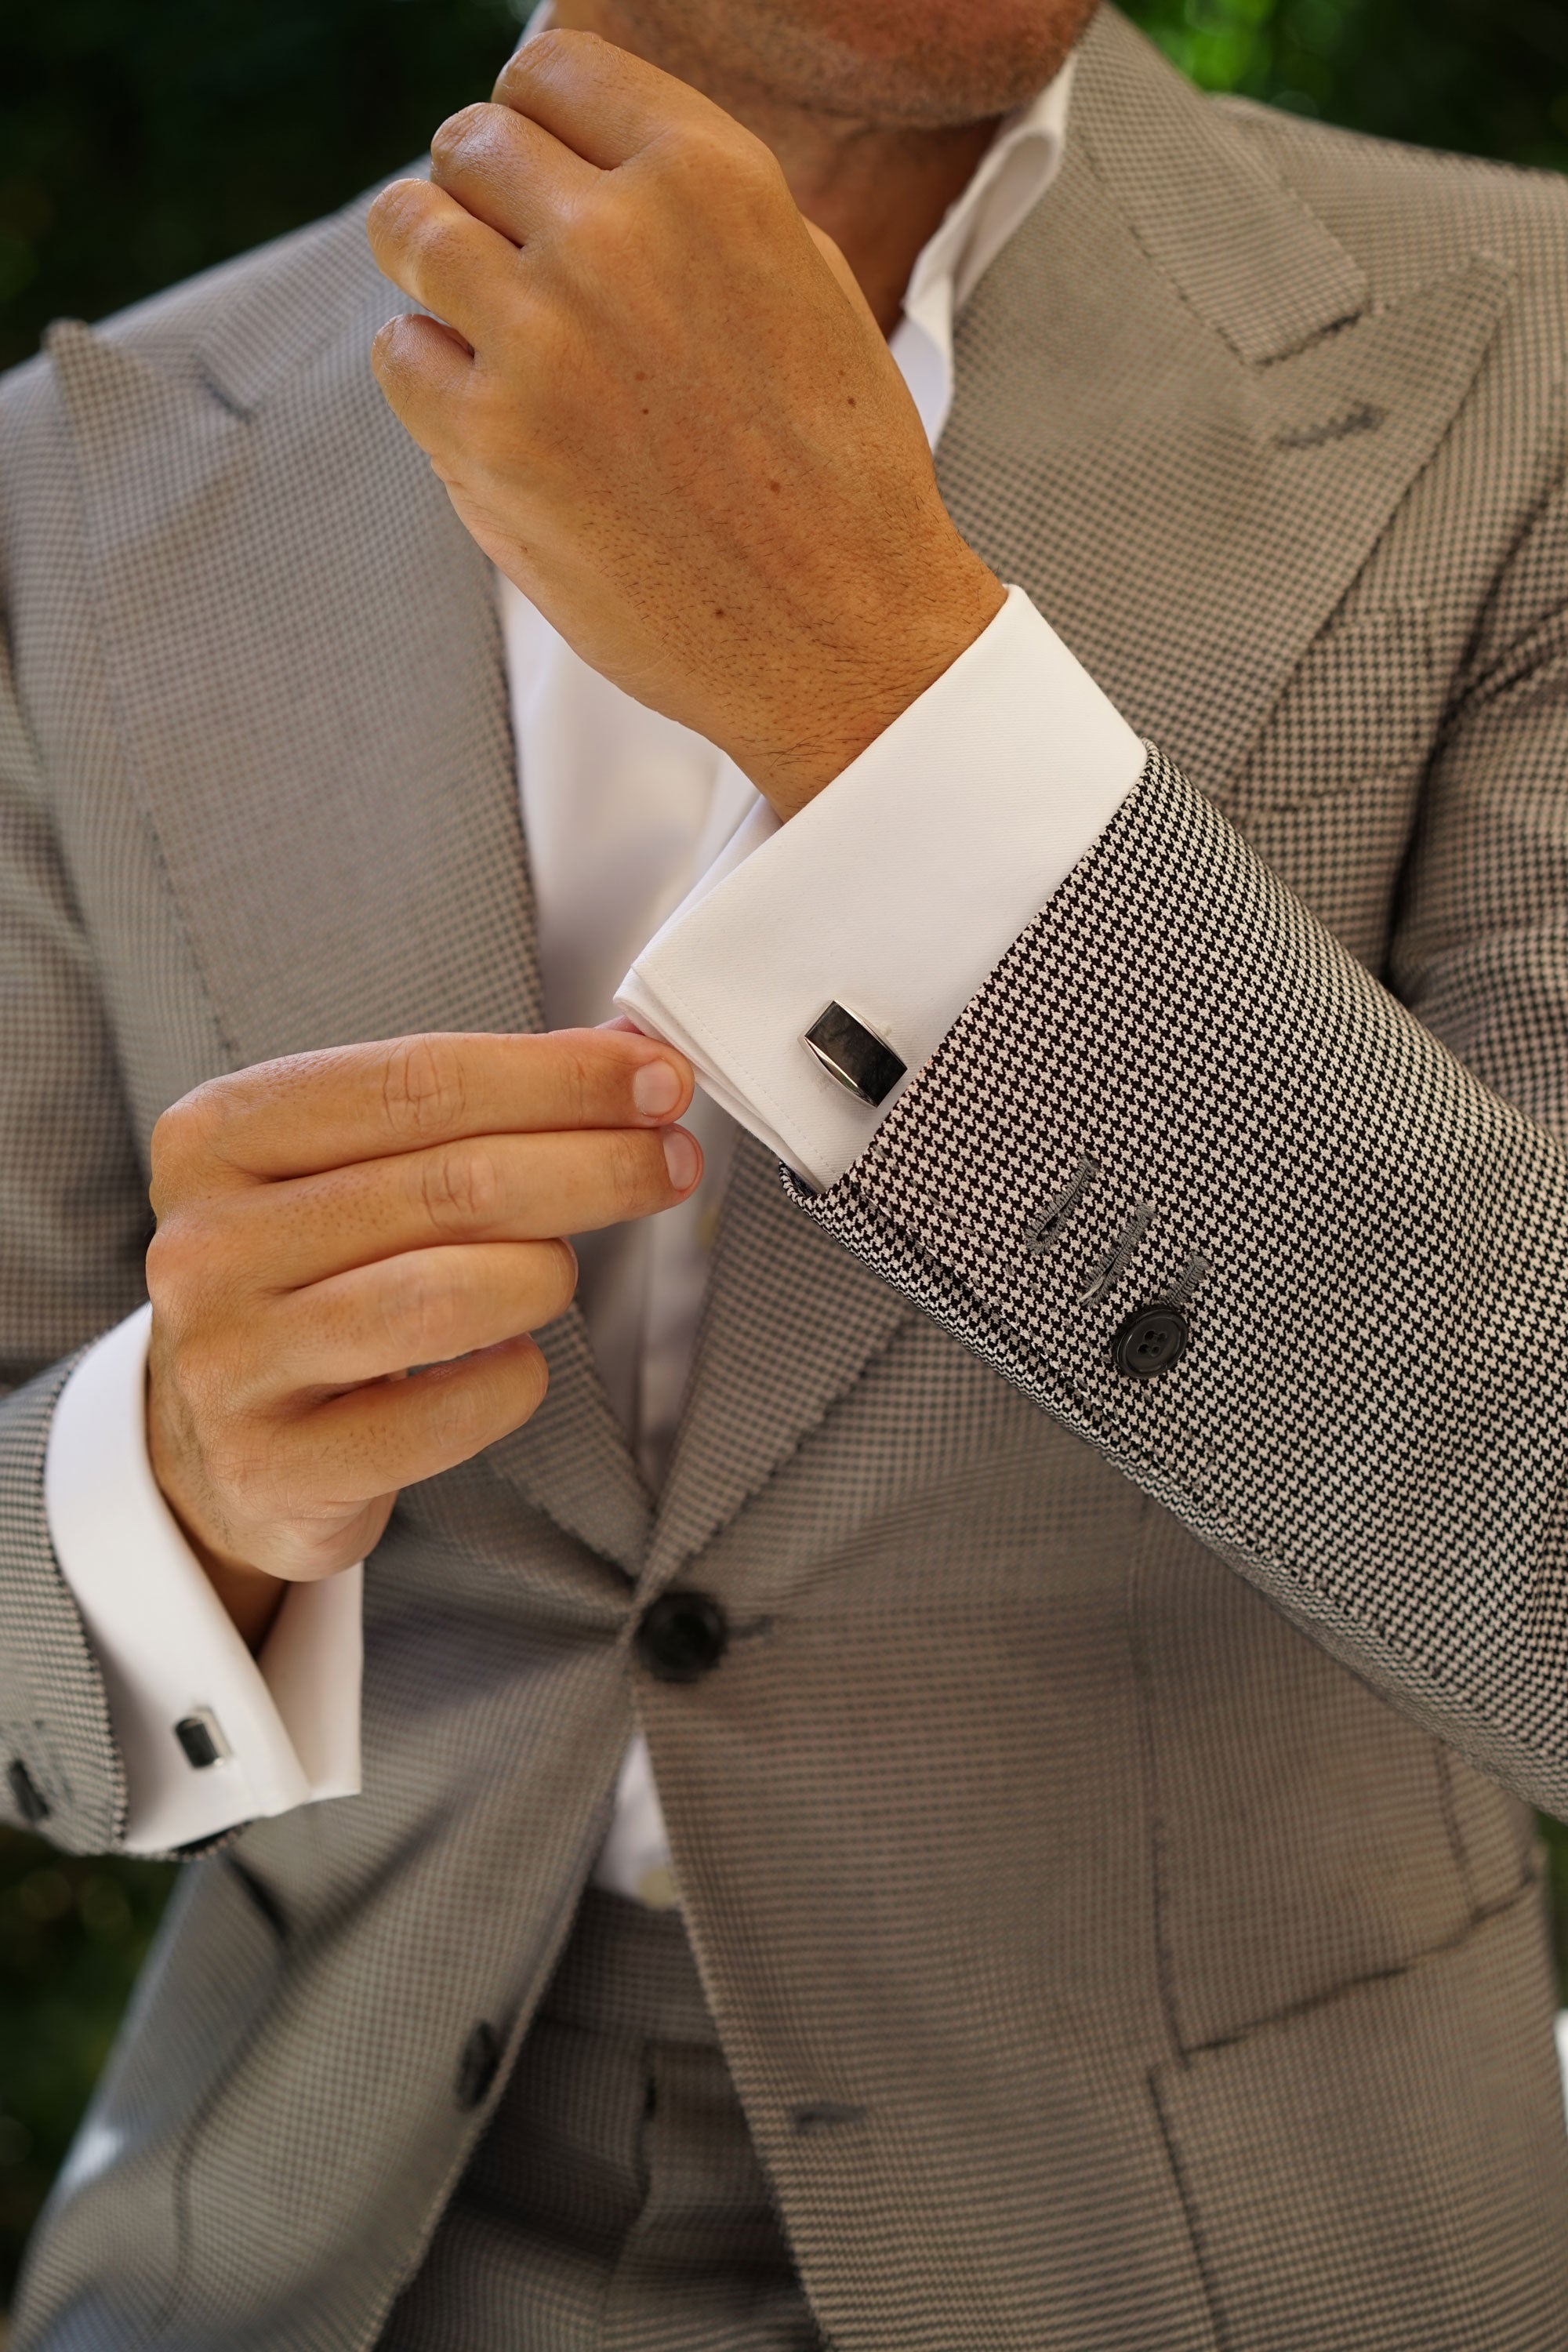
[3,0,1566,2315]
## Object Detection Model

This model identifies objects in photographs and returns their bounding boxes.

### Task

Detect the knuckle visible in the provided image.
[148,1200,253,1335]
[210,1432,284,1520]
[420,1367,485,1460]
[172,1328,230,1417]
[368,176,429,246]
[148,1083,224,1203]
[430,102,489,169]
[412,207,462,273]
[382,1034,468,1142]
[419,1338,549,1465]
[552,1037,594,1129]
[607,1130,656,1217]
[144,1219,197,1316]
[384,1253,461,1364]
[498,26,582,93]
[418,1138,501,1235]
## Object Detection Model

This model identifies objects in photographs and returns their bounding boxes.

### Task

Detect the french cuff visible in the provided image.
[615,584,1145,1191]
[43,1303,362,1854]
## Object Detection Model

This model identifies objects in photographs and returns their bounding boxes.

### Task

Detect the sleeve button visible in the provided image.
[1112,1305,1189,1379]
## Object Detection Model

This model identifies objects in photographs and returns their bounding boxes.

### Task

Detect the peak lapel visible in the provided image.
[1075,10,1369,367]
[939,5,1511,796]
[50,256,648,1570]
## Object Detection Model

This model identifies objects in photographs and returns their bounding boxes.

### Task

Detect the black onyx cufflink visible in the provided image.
[175,1711,230,1770]
[802,1003,906,1109]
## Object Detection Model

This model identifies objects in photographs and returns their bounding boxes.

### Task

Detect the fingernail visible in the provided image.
[633,1061,682,1117]
[662,1128,700,1192]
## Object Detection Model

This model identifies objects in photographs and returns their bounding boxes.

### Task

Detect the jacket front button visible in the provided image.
[635,1591,729,1684]
[1112,1304,1189,1379]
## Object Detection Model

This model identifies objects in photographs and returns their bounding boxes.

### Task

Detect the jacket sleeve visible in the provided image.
[793,476,1568,1818]
[0,614,150,1853]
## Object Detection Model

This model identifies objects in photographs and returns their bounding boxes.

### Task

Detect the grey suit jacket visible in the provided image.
[5,10,1568,2347]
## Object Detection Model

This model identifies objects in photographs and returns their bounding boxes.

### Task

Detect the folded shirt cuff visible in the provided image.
[615,584,1146,1190]
[43,1303,362,1854]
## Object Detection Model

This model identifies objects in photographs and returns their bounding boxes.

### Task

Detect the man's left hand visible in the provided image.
[367,29,1004,818]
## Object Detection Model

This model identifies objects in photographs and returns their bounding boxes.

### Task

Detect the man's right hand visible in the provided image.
[144,1029,699,1645]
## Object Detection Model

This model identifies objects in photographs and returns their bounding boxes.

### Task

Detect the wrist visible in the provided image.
[145,1359,287,1651]
[737,555,1007,819]
[154,1471,288,1653]
[194,1546,289,1653]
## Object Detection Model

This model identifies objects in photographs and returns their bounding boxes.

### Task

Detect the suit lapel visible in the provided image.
[660,5,1511,1574]
[50,252,649,1571]
[645,1135,909,1587]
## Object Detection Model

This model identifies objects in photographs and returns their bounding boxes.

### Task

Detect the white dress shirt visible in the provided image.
[40,56,1149,1886]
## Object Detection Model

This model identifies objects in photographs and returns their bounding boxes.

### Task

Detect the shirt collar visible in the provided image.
[891,64,1071,447]
[902,60,1073,322]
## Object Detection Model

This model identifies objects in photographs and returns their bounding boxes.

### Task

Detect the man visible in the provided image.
[3,0,1568,2339]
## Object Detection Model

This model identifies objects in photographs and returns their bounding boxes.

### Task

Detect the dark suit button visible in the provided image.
[1112,1305,1189,1379]
[636,1591,729,1685]
[456,2021,502,2111]
[7,1759,49,1826]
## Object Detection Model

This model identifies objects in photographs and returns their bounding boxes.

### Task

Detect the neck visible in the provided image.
[547,1,1000,333]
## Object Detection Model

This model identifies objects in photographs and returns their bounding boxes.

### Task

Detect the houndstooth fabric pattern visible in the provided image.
[378,1889,823,2352]
[795,746,1568,1809]
[6,5,1568,2347]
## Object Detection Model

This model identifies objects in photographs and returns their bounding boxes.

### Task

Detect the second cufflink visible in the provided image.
[803,1003,906,1109]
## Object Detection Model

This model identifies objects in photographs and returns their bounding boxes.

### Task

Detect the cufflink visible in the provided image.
[802,1003,907,1108]
[175,1710,230,1770]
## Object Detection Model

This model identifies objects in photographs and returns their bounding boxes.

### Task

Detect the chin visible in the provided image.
[742,0,1101,125]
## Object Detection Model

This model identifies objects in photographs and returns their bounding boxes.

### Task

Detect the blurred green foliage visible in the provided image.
[0,0,528,376]
[4,0,1568,372]
[0,1829,175,2307]
[1133,0,1568,170]
[3,0,1568,2317]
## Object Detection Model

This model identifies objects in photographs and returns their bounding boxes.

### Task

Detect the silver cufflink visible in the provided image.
[802,1003,907,1108]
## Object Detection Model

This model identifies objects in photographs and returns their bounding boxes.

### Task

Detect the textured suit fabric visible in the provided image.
[3,5,1568,2345]
[378,1889,822,2352]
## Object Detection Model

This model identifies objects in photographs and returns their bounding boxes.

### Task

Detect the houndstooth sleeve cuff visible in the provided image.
[793,746,1568,1816]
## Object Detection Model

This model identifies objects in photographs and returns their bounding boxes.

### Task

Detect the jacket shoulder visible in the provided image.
[0,174,405,434]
